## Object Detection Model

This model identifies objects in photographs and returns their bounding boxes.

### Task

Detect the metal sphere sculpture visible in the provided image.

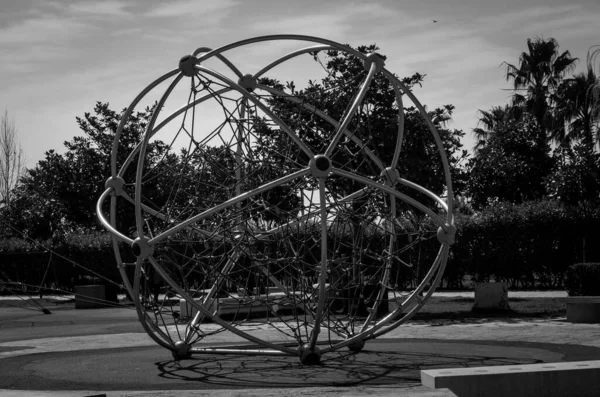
[97,35,455,365]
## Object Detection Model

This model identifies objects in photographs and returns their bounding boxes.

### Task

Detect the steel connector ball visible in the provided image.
[238,74,257,92]
[309,155,332,178]
[436,224,456,245]
[131,237,154,260]
[347,338,365,352]
[172,340,192,360]
[298,344,321,365]
[179,55,199,77]
[363,52,385,73]
[104,176,125,197]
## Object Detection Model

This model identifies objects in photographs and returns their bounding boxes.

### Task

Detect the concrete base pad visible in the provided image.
[1,339,599,391]
[422,360,600,397]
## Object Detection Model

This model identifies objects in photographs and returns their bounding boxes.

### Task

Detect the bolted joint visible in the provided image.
[131,236,154,260]
[309,155,332,178]
[380,167,399,187]
[436,224,456,245]
[363,53,385,73]
[105,176,125,197]
[179,54,199,77]
[238,74,257,92]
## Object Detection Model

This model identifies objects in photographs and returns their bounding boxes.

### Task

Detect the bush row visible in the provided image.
[447,200,600,288]
[0,232,123,292]
[565,263,600,296]
[2,200,599,291]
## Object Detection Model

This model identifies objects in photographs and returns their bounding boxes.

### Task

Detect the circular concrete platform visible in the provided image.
[2,339,600,391]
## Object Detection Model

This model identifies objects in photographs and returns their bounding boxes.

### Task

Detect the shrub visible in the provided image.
[448,200,600,289]
[0,231,120,292]
[565,263,600,296]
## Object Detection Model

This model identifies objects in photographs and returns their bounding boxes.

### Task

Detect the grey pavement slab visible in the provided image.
[0,386,458,397]
[2,338,599,393]
[0,294,598,396]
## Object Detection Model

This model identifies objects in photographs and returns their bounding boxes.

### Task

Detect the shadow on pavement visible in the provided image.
[1,339,599,391]
[152,347,542,389]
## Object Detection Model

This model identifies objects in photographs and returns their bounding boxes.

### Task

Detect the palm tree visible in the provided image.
[504,37,578,138]
[472,104,513,152]
[552,60,600,148]
[588,45,600,136]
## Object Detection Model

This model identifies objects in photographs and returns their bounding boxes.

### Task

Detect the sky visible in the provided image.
[1,0,599,169]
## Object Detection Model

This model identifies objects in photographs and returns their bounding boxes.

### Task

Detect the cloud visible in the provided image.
[67,1,130,17]
[238,1,514,140]
[1,44,75,74]
[3,0,598,166]
[474,4,583,31]
[0,16,89,44]
[524,12,600,39]
[144,0,237,18]
[248,15,350,40]
[246,2,421,42]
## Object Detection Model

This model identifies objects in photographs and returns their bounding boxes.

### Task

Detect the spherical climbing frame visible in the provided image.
[97,35,455,365]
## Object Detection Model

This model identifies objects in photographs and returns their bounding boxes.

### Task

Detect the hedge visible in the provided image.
[448,200,600,288]
[1,199,599,292]
[565,263,600,296]
[0,232,124,293]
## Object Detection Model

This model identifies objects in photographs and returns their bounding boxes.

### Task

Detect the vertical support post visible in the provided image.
[309,177,329,349]
[235,99,247,199]
[185,250,241,343]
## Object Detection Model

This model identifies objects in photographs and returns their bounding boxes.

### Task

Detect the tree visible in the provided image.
[546,143,600,205]
[472,105,514,153]
[467,114,553,209]
[504,37,578,139]
[545,46,600,206]
[590,46,600,122]
[245,46,469,291]
[0,102,242,241]
[1,45,469,244]
[0,109,25,210]
[552,60,600,148]
[0,103,166,239]
[258,45,468,200]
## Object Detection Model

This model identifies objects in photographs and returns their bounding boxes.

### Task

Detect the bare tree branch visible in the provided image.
[0,109,25,209]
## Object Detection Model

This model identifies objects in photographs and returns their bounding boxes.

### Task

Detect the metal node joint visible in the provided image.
[105,176,125,197]
[347,338,365,352]
[238,74,257,92]
[363,53,385,73]
[172,340,192,360]
[380,167,399,187]
[437,224,456,245]
[179,55,199,77]
[131,236,154,260]
[298,344,321,365]
[309,155,332,178]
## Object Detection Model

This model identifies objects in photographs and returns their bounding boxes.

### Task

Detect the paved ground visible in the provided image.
[0,291,598,397]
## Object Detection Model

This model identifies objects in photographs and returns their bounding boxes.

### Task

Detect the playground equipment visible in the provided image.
[97,35,455,364]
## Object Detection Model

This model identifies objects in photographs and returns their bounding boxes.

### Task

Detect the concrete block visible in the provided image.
[180,298,217,318]
[75,285,114,309]
[180,296,277,320]
[421,360,600,397]
[472,282,510,312]
[558,297,600,323]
